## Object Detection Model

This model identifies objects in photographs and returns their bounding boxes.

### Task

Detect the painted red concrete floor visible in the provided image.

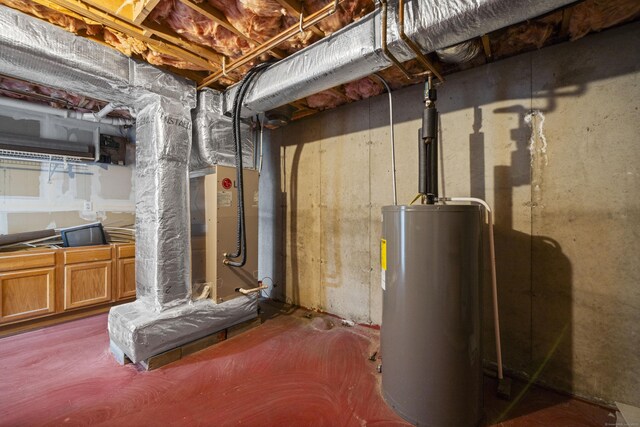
[0,302,616,426]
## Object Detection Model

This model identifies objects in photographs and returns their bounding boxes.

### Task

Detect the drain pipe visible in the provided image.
[0,97,134,126]
[439,196,508,394]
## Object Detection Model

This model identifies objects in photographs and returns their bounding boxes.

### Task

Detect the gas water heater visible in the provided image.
[380,77,483,427]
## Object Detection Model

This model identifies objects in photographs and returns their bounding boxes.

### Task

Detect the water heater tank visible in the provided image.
[381,204,483,427]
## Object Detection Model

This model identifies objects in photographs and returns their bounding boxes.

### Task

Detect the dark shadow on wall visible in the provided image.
[469,102,574,423]
[274,22,640,416]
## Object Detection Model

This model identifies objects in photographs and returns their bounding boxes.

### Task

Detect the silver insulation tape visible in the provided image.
[0,6,196,108]
[192,88,254,170]
[135,95,193,311]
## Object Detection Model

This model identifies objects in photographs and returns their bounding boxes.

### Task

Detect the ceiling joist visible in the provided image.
[31,0,221,72]
[132,0,159,24]
[141,18,224,66]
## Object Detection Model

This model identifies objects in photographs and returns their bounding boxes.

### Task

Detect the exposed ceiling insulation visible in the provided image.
[0,0,638,120]
[0,74,132,118]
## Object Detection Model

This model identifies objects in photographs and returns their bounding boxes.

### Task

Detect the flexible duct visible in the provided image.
[436,40,482,64]
[224,0,576,117]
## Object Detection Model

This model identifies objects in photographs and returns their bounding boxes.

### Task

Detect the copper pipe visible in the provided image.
[398,0,444,82]
[380,0,412,80]
[199,0,340,89]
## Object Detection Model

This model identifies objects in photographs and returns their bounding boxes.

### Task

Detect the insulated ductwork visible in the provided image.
[436,40,482,64]
[0,6,260,365]
[264,105,295,127]
[191,88,254,171]
[0,6,194,107]
[225,0,577,117]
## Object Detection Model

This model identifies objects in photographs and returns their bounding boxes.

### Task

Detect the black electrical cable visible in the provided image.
[225,62,271,268]
[224,66,262,260]
[225,63,270,260]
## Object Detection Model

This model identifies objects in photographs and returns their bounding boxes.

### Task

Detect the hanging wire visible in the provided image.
[371,73,397,205]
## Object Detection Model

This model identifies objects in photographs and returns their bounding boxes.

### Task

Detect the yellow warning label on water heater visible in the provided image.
[380,239,387,270]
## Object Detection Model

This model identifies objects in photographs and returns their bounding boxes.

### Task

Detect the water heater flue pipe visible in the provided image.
[439,196,504,383]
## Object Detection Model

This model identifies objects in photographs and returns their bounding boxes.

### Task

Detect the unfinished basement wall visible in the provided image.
[273,22,640,407]
[0,111,135,234]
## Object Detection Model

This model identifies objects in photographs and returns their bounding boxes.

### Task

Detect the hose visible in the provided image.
[224,70,255,260]
[226,69,258,262]
[225,63,271,268]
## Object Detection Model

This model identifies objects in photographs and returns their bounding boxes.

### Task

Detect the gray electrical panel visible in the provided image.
[381,204,483,427]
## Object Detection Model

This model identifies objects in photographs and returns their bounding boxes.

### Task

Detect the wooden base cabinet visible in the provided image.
[118,258,136,300]
[0,267,55,323]
[116,244,135,300]
[64,261,112,310]
[0,243,135,335]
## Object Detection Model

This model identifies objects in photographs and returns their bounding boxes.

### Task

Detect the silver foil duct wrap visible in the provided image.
[0,6,195,107]
[404,0,574,54]
[224,11,388,117]
[135,94,193,311]
[191,88,254,170]
[224,0,576,117]
[109,295,258,363]
[0,6,259,363]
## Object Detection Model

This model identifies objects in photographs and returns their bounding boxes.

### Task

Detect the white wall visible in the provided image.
[0,106,135,234]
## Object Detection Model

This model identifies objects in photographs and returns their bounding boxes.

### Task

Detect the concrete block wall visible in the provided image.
[270,22,640,406]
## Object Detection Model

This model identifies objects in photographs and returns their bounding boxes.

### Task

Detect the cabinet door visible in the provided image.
[64,261,112,310]
[0,267,55,324]
[118,258,136,300]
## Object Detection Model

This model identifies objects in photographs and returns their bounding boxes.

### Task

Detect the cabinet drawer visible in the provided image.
[64,246,112,265]
[0,267,55,323]
[117,244,135,259]
[0,251,55,272]
[64,261,112,310]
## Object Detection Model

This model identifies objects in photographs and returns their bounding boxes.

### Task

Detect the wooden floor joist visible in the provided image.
[141,18,224,66]
[33,0,220,72]
[274,0,325,38]
[176,0,248,43]
[132,0,161,24]
[176,0,286,60]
